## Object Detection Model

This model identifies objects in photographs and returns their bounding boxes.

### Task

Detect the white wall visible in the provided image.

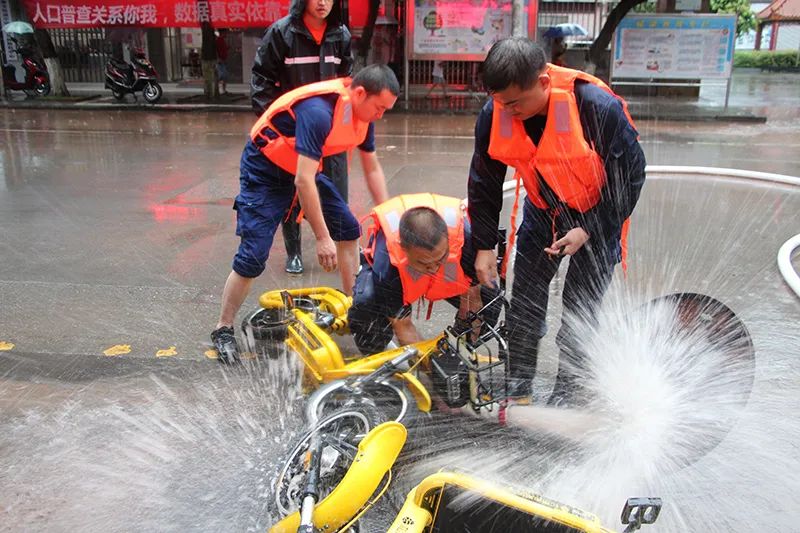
[775,22,800,50]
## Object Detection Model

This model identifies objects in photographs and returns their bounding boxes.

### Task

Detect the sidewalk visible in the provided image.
[3,70,799,122]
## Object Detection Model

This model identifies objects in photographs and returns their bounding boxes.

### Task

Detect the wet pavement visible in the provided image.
[1,82,799,531]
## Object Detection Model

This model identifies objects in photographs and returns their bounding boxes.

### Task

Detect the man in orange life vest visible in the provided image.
[468,38,646,404]
[251,0,354,274]
[348,193,498,355]
[211,65,397,364]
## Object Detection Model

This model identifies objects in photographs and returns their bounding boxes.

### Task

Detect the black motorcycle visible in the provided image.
[104,48,162,103]
[1,36,50,97]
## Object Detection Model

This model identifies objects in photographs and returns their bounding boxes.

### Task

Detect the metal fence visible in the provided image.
[406,0,614,90]
[48,28,109,82]
[43,0,615,86]
[407,59,485,90]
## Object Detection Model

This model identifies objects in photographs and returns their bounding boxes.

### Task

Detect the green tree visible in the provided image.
[587,0,650,78]
[711,0,756,36]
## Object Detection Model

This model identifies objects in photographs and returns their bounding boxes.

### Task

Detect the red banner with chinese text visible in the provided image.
[21,0,291,29]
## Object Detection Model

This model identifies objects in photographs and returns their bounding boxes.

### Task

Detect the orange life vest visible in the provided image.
[249,78,370,175]
[488,64,636,213]
[363,194,472,306]
[488,64,636,272]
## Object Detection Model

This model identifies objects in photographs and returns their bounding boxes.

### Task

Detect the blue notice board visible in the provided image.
[612,14,737,79]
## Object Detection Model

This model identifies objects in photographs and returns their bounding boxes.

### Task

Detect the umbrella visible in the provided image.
[3,21,35,34]
[543,23,589,39]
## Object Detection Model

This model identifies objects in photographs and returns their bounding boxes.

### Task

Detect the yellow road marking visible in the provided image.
[103,344,131,356]
[0,341,14,351]
[156,346,178,357]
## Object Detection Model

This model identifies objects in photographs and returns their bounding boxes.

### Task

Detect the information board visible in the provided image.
[612,14,737,79]
[407,0,536,61]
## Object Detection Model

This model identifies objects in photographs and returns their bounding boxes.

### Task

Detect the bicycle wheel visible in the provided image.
[307,377,421,430]
[273,405,387,518]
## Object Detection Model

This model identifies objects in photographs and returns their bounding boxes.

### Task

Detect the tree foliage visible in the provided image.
[734,50,800,68]
[587,0,650,77]
[711,0,757,36]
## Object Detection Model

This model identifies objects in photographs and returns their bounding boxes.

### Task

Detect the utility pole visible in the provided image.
[511,0,526,37]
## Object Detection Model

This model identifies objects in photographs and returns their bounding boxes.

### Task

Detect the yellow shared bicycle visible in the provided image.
[246,287,752,533]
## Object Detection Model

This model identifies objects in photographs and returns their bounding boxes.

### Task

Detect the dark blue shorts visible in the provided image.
[232,148,360,278]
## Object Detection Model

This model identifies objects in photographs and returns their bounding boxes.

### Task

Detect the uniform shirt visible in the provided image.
[468,80,646,250]
[246,94,375,182]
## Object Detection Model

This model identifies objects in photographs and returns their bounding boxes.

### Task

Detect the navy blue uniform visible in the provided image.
[348,222,483,355]
[468,81,646,396]
[233,95,375,278]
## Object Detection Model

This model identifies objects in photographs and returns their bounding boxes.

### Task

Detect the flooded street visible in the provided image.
[2,84,799,532]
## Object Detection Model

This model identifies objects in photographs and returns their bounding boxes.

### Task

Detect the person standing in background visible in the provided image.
[251,0,353,274]
[426,60,449,99]
[215,29,229,95]
[201,22,218,99]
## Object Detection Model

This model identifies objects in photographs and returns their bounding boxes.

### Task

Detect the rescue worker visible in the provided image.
[348,193,499,355]
[212,65,397,364]
[251,0,354,274]
[468,38,646,404]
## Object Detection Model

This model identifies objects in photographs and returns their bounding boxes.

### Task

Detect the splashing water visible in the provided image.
[394,284,800,532]
[0,352,306,532]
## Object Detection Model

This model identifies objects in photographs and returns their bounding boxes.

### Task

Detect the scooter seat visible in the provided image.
[109,58,129,69]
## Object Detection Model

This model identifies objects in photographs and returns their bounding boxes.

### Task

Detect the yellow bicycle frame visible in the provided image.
[269,422,408,533]
[257,287,438,413]
[387,471,615,533]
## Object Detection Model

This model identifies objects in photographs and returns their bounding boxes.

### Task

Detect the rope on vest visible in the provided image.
[621,218,630,276]
[413,296,434,321]
[501,172,523,279]
[284,192,304,224]
[549,206,563,250]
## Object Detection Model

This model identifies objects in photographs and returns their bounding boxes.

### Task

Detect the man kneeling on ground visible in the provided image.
[348,193,500,354]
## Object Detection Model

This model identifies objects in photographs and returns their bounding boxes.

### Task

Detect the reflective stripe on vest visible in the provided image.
[283,56,343,65]
[362,193,471,306]
[249,78,370,175]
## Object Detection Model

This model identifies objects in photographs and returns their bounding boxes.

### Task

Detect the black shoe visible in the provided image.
[285,254,303,274]
[211,326,240,364]
[505,376,532,401]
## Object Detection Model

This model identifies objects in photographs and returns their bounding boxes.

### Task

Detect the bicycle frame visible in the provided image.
[387,471,661,532]
[252,286,513,417]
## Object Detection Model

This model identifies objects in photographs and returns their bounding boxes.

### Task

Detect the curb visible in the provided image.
[0,97,768,123]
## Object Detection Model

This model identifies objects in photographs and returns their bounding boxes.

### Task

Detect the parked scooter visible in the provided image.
[1,36,50,97]
[104,48,162,103]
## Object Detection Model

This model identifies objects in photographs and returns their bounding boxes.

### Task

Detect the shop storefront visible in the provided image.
[14,0,294,82]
